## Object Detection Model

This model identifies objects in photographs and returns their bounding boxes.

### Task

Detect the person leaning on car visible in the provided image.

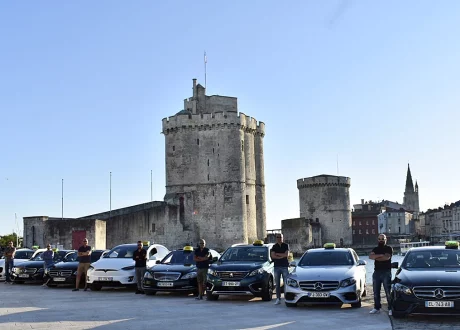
[4,241,16,283]
[194,239,210,300]
[369,234,393,315]
[133,241,147,294]
[73,238,91,292]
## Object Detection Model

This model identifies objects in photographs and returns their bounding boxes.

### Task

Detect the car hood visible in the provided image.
[210,261,267,272]
[14,261,47,268]
[0,259,29,266]
[150,264,196,273]
[396,268,460,286]
[51,261,79,270]
[290,266,356,280]
[90,258,134,270]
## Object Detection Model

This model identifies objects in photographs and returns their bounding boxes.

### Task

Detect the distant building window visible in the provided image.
[316,218,319,223]
[197,139,200,145]
[213,148,215,154]
[366,229,369,234]
[398,218,401,225]
[353,230,355,234]
[353,221,356,226]
[398,227,401,233]
[241,140,244,151]
[212,190,214,196]
[359,221,362,225]
[366,221,369,225]
[172,146,175,151]
[372,229,375,234]
[372,220,375,225]
[208,174,210,181]
[151,223,156,232]
[246,195,249,204]
[207,159,209,166]
[359,229,362,234]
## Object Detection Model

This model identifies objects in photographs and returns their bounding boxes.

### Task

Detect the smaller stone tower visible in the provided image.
[403,164,420,212]
[297,175,352,246]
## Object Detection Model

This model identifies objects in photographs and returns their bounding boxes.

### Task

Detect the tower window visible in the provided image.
[241,140,244,151]
[207,159,209,166]
[208,174,210,181]
[172,146,175,151]
[213,148,214,154]
[212,190,214,196]
[246,195,249,204]
[197,139,200,145]
[151,223,156,232]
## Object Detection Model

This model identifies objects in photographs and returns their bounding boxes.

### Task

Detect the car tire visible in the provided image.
[261,277,274,301]
[391,308,406,318]
[285,302,297,307]
[14,281,24,284]
[206,291,219,301]
[90,284,102,291]
[362,285,367,297]
[46,283,57,287]
[145,290,157,296]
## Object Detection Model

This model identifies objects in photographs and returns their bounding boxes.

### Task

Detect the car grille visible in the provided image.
[215,271,248,280]
[24,268,37,274]
[95,269,118,272]
[299,281,340,291]
[413,286,460,300]
[49,270,73,277]
[154,272,181,281]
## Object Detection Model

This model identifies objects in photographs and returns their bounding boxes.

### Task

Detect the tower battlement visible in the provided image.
[297,175,351,189]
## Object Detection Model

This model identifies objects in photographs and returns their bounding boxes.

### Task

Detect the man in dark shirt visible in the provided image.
[73,238,91,292]
[270,234,290,305]
[194,239,210,300]
[133,241,147,294]
[4,241,16,283]
[369,234,393,315]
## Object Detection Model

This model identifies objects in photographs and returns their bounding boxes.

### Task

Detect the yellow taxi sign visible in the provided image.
[253,240,264,246]
[32,245,40,250]
[52,248,59,252]
[445,241,459,249]
[324,243,336,249]
[143,241,150,246]
[183,246,194,252]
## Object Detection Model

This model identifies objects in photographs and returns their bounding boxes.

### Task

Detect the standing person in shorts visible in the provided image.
[133,241,147,294]
[194,239,210,300]
[73,238,91,292]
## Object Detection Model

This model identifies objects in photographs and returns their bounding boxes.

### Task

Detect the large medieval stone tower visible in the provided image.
[403,164,420,213]
[161,79,266,250]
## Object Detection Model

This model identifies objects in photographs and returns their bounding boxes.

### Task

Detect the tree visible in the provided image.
[0,233,18,248]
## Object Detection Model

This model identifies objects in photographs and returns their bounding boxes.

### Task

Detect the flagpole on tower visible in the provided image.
[204,51,207,90]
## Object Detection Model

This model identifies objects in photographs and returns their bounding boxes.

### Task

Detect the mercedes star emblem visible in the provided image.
[434,288,445,299]
[314,282,323,291]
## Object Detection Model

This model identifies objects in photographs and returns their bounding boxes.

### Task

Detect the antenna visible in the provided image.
[204,51,207,90]
[61,179,64,220]
[109,172,112,221]
[337,154,339,175]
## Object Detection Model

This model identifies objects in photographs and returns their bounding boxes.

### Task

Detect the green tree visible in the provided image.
[0,233,18,248]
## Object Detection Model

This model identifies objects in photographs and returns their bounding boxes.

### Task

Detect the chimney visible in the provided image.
[192,79,197,98]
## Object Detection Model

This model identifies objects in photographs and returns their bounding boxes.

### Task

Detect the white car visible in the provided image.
[284,243,367,308]
[87,243,169,291]
[0,248,35,281]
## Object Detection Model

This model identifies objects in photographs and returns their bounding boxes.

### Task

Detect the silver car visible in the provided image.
[284,244,367,308]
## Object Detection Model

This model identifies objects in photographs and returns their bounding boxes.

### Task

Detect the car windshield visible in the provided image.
[299,251,354,266]
[220,247,268,262]
[90,251,104,262]
[31,251,67,262]
[403,250,460,269]
[104,245,147,259]
[161,250,196,265]
[14,250,34,260]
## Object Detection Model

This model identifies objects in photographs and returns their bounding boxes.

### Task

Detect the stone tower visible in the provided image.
[161,79,266,250]
[297,175,352,246]
[403,164,420,212]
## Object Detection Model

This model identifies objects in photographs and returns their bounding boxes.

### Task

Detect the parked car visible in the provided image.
[46,249,109,287]
[11,250,74,283]
[0,248,35,281]
[284,243,367,308]
[391,241,460,317]
[143,246,220,295]
[206,240,276,301]
[87,243,169,291]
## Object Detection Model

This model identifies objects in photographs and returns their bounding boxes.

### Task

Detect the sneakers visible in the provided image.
[72,288,79,292]
[369,308,380,314]
[274,298,281,305]
[195,295,203,300]
[388,310,393,316]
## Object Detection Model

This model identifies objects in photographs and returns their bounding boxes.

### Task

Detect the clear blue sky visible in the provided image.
[1,1,459,236]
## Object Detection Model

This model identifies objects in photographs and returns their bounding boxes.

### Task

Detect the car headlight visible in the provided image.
[286,278,299,288]
[394,283,412,295]
[88,266,94,271]
[208,268,217,276]
[181,272,197,279]
[121,266,135,271]
[340,277,356,287]
[12,267,17,273]
[144,272,153,279]
[248,268,265,277]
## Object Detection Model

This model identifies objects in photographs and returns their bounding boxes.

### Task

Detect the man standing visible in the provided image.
[42,244,54,286]
[194,239,210,300]
[369,234,393,315]
[4,241,16,283]
[73,238,91,292]
[133,241,147,294]
[270,233,289,305]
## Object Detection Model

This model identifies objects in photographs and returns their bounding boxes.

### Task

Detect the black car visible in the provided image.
[10,250,74,283]
[391,241,460,317]
[46,249,108,287]
[143,246,220,296]
[206,240,275,301]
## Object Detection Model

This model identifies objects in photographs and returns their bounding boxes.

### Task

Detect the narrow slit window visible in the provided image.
[197,139,200,145]
[172,146,175,151]
[246,195,249,204]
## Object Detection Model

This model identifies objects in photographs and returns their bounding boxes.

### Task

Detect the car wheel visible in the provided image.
[145,290,157,296]
[206,291,219,301]
[14,281,24,284]
[261,277,274,301]
[285,302,297,307]
[90,284,102,291]
[46,283,57,287]
[391,309,406,318]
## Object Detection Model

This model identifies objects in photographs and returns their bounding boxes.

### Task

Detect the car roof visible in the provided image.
[16,248,34,252]
[307,248,352,253]
[408,246,457,252]
[230,244,271,248]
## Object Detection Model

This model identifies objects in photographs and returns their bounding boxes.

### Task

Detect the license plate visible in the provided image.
[222,281,240,287]
[98,277,113,281]
[157,282,174,287]
[308,292,330,298]
[425,301,454,308]
[53,277,66,282]
[19,274,29,278]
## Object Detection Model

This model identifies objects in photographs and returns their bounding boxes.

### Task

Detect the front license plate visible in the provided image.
[308,292,330,298]
[53,277,66,282]
[222,281,240,287]
[98,277,113,281]
[157,282,174,287]
[425,301,454,308]
[18,274,29,278]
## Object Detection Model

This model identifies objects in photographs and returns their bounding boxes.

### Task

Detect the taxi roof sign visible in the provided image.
[52,248,59,252]
[253,240,264,246]
[142,241,150,246]
[183,246,194,252]
[324,243,336,249]
[445,241,459,249]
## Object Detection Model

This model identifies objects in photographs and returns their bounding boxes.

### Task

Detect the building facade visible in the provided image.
[403,164,420,214]
[422,201,460,243]
[352,200,382,246]
[377,209,413,236]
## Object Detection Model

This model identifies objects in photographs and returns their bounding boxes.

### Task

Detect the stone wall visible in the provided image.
[23,216,47,248]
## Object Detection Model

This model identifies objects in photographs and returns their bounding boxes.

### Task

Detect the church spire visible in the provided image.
[405,163,414,192]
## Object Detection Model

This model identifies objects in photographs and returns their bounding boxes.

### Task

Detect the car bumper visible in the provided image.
[87,271,136,287]
[11,273,44,282]
[392,292,460,315]
[207,273,270,297]
[143,278,197,293]
[48,275,77,285]
[285,283,360,305]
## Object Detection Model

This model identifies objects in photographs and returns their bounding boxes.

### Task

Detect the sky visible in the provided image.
[1,1,459,236]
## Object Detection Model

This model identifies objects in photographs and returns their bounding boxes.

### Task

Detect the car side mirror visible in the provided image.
[209,257,218,264]
[155,260,161,264]
[391,262,399,269]
[289,261,297,267]
[358,260,367,266]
